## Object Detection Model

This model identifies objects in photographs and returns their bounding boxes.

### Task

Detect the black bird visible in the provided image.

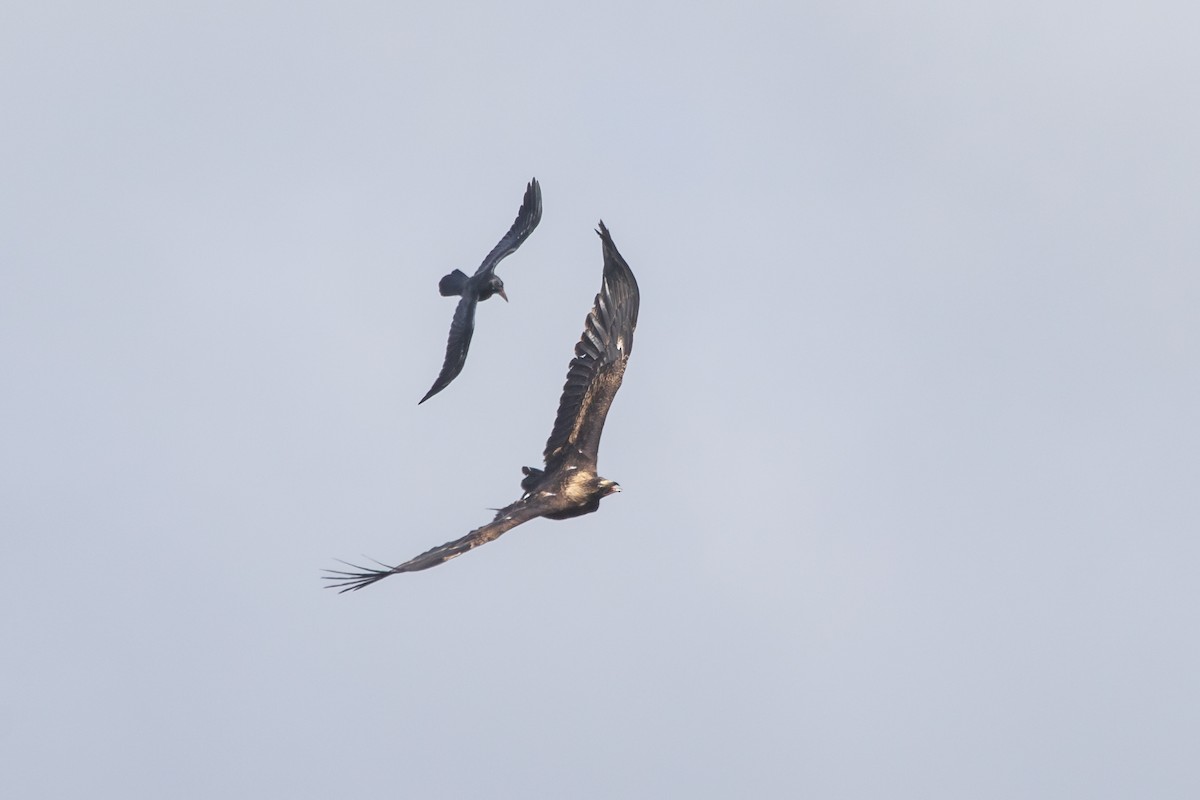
[326,222,639,591]
[419,178,542,404]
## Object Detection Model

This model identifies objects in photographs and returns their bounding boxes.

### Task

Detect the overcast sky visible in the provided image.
[3,2,1198,797]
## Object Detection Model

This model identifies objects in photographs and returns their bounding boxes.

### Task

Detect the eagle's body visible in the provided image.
[327,221,638,591]
[419,178,542,404]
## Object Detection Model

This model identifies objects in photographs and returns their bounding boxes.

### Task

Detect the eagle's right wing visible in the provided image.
[541,222,640,470]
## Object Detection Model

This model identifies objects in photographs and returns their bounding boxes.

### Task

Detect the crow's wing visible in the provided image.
[418,293,478,404]
[474,178,542,278]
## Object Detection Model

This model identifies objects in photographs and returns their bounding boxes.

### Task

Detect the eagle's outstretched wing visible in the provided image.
[323,498,546,592]
[474,178,542,278]
[542,222,640,471]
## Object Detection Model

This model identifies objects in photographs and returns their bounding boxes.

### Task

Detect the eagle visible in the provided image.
[326,221,639,592]
[419,178,542,404]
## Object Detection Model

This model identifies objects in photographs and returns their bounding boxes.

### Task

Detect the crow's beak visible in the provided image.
[498,288,509,302]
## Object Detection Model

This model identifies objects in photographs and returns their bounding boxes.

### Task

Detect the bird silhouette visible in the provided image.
[419,178,542,404]
[326,221,639,591]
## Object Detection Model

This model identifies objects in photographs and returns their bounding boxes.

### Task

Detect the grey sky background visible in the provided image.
[3,2,1198,797]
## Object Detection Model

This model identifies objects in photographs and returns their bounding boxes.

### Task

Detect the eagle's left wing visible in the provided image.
[324,497,544,592]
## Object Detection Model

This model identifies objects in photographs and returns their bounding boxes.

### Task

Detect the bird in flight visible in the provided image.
[326,221,639,592]
[419,178,543,404]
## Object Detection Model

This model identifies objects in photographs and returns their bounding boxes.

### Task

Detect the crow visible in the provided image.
[419,178,542,404]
